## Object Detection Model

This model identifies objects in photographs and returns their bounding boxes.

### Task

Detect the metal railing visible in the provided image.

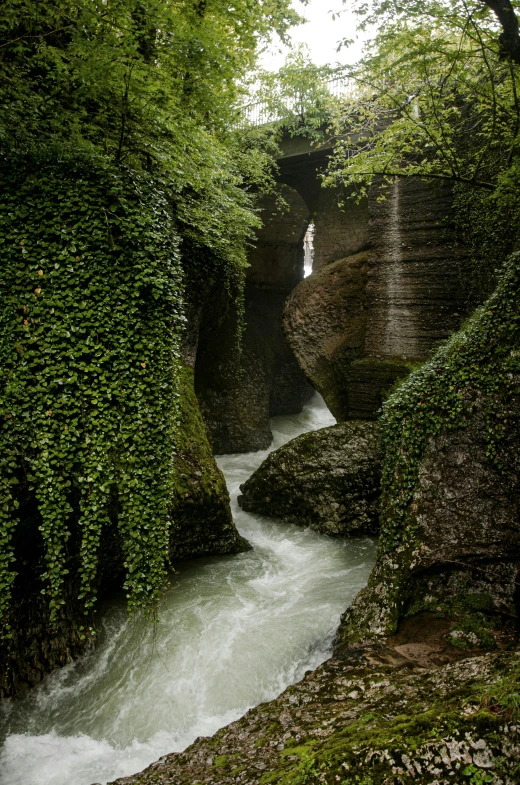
[239,75,356,127]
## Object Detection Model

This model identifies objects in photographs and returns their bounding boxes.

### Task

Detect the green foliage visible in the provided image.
[0,0,300,155]
[447,613,498,650]
[0,158,184,635]
[325,0,520,252]
[452,184,518,302]
[0,0,301,274]
[461,765,494,783]
[0,0,304,636]
[249,45,345,141]
[478,657,520,721]
[379,252,520,552]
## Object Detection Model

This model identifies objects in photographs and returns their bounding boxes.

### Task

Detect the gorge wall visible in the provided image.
[194,185,314,454]
[197,135,473,448]
[283,177,471,421]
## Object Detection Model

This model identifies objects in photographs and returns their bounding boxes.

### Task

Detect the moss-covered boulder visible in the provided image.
[170,364,249,558]
[335,254,520,654]
[237,421,381,536]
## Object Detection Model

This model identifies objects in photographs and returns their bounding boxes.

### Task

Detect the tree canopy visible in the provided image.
[0,0,304,267]
[327,0,519,188]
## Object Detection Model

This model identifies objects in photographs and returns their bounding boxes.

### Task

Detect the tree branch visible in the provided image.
[480,0,520,64]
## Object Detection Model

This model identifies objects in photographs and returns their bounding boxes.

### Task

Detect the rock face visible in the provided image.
[110,636,520,785]
[169,364,249,558]
[195,185,313,454]
[312,186,369,271]
[333,246,520,653]
[282,252,369,422]
[335,392,520,653]
[364,178,470,359]
[238,421,381,536]
[283,179,470,421]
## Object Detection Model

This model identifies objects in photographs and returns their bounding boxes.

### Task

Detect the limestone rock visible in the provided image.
[195,284,312,454]
[195,186,313,454]
[364,177,470,360]
[169,364,249,559]
[312,187,369,270]
[109,639,520,785]
[283,180,471,423]
[283,252,370,422]
[238,421,381,536]
[335,391,520,653]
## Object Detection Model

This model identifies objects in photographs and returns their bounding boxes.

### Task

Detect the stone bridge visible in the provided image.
[194,132,471,453]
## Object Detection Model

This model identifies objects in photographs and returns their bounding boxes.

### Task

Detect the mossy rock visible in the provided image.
[107,643,520,785]
[238,421,381,536]
[169,364,250,559]
[335,255,520,652]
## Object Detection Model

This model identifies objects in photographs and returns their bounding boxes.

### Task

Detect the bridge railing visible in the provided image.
[238,75,357,127]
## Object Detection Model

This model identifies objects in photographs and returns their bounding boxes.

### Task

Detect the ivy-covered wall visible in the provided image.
[0,158,186,690]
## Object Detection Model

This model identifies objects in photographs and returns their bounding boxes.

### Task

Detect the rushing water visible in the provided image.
[0,394,376,785]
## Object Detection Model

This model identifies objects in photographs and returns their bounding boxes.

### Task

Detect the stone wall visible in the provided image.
[312,186,368,271]
[364,178,469,359]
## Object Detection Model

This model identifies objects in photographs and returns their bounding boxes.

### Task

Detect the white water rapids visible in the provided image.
[0,394,376,785]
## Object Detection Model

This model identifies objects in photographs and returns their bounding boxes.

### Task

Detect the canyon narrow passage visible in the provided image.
[0,395,376,785]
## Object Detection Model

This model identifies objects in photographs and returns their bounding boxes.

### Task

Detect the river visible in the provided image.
[0,394,377,785]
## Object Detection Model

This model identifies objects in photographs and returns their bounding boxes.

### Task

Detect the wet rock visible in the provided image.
[283,251,369,422]
[335,389,520,654]
[283,180,471,423]
[108,639,520,785]
[195,185,313,454]
[169,363,250,559]
[238,421,381,536]
[196,283,312,455]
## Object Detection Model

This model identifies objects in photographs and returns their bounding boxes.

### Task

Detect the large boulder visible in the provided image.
[238,421,381,536]
[282,252,370,422]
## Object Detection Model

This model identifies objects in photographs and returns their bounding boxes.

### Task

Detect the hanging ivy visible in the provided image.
[0,156,184,638]
[379,252,520,552]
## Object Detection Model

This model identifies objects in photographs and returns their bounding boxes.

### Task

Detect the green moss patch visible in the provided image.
[379,253,520,552]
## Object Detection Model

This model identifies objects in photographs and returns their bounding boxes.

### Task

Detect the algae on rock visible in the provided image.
[170,364,249,559]
[108,643,520,785]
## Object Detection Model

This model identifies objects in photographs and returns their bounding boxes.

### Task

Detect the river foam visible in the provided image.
[0,394,376,785]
